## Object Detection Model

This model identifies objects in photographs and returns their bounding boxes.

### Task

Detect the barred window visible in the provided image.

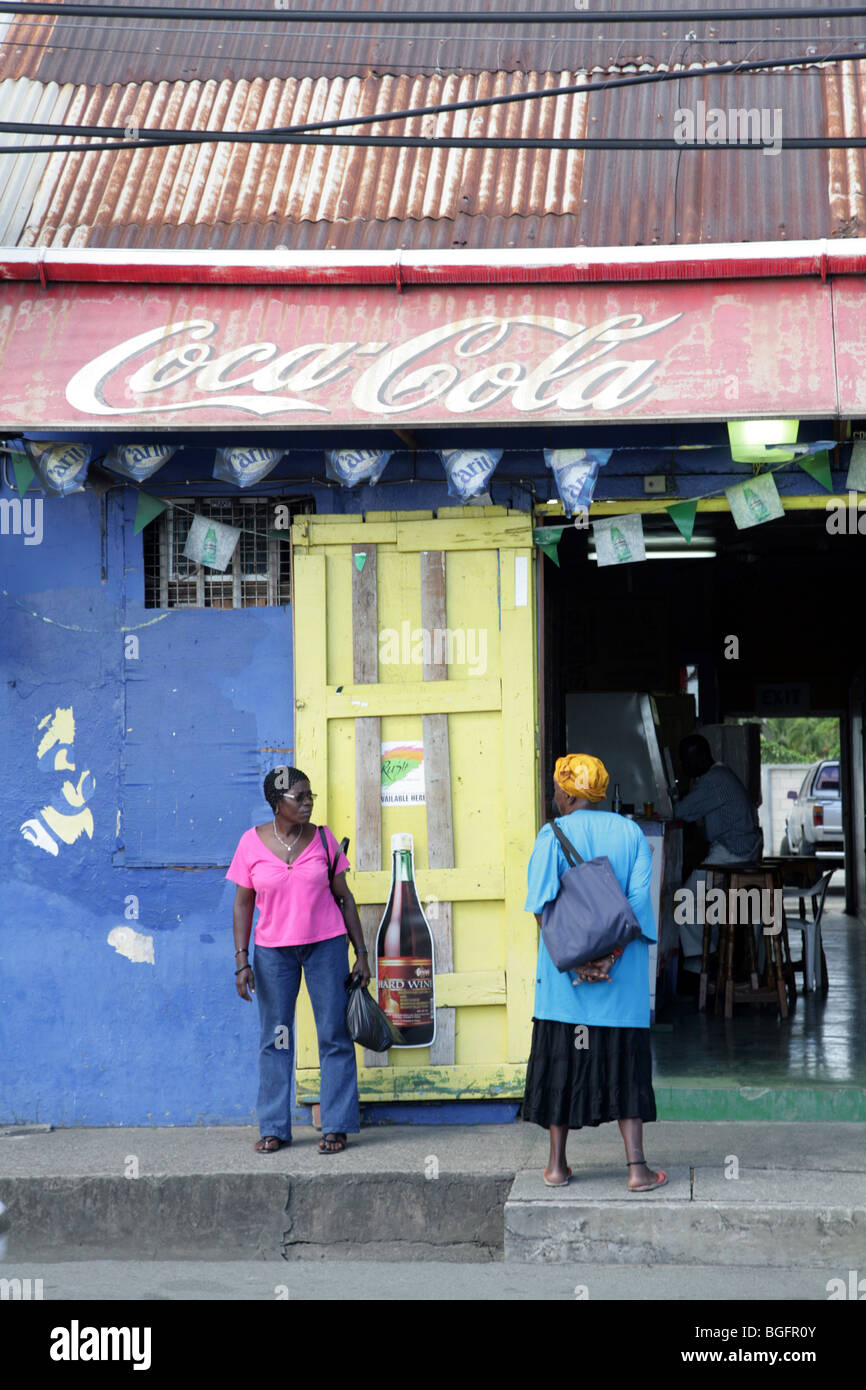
[143,497,311,608]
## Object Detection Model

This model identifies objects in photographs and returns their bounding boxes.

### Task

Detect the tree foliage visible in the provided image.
[757,717,840,764]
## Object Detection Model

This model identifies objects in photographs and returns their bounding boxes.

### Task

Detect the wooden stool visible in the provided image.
[699,865,793,1018]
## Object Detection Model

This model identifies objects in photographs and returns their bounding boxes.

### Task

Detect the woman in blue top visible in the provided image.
[523,753,667,1192]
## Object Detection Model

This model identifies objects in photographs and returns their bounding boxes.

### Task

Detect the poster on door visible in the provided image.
[381,742,425,805]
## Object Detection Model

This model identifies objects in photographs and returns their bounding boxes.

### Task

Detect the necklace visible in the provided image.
[272,818,303,861]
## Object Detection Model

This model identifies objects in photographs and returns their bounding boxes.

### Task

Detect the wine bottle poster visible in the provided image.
[380,741,426,805]
[376,834,436,1047]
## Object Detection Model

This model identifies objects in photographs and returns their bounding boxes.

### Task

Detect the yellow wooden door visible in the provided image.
[291,507,539,1102]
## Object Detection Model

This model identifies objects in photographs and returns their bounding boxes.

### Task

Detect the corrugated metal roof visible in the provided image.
[1,1,866,86]
[3,60,866,250]
[0,70,589,247]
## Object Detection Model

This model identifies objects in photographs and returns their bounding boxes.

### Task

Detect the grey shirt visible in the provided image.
[674,761,763,861]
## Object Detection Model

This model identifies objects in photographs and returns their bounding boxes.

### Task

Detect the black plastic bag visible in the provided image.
[344,974,405,1051]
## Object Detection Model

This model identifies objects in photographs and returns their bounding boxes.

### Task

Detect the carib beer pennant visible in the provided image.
[593,513,646,566]
[439,448,502,499]
[183,515,241,571]
[104,443,179,482]
[325,449,393,488]
[544,448,612,516]
[213,446,284,488]
[24,440,93,496]
[725,473,784,529]
[846,440,866,492]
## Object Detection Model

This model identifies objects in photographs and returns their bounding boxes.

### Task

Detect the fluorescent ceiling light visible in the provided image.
[588,534,716,562]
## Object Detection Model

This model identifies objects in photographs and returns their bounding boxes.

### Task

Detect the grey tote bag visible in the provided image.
[540,822,644,972]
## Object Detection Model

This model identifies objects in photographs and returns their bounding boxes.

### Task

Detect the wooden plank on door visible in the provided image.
[291,549,329,1071]
[352,542,387,1067]
[501,547,539,1063]
[420,549,456,1066]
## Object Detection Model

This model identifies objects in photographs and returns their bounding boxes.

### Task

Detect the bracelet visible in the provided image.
[235,965,251,975]
[355,946,368,955]
[235,948,248,957]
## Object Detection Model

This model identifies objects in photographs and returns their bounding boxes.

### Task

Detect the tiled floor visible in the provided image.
[652,893,866,1088]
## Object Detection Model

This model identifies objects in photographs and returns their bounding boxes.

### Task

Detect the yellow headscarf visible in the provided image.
[554,754,610,803]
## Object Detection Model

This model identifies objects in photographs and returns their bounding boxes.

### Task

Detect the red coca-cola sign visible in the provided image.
[0,279,837,429]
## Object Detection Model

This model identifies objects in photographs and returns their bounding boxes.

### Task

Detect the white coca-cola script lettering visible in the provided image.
[65,312,684,422]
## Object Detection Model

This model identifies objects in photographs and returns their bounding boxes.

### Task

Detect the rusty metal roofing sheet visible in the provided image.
[2,60,866,250]
[0,70,590,248]
[2,2,866,85]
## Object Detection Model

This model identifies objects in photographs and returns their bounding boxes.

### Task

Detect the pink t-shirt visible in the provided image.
[226,824,350,948]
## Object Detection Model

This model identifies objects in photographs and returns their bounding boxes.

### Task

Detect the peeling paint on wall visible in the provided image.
[21,706,95,853]
[108,926,155,965]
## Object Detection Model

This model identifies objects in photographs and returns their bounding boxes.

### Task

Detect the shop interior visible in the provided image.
[536,506,866,1096]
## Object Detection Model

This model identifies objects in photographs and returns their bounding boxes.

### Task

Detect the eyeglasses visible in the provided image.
[281,791,316,804]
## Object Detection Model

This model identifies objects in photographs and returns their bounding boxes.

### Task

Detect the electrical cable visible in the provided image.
[4,133,866,157]
[3,4,866,25]
[3,17,866,57]
[0,47,863,156]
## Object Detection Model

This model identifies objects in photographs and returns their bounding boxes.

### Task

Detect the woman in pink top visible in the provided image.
[228,765,370,1154]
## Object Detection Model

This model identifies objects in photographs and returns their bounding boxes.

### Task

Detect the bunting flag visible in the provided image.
[325,449,392,488]
[213,446,283,488]
[439,447,502,500]
[354,552,367,572]
[665,499,699,543]
[24,440,92,496]
[725,473,784,529]
[544,448,612,516]
[133,492,168,535]
[795,449,832,491]
[11,449,35,498]
[532,526,566,566]
[593,513,646,566]
[183,515,240,571]
[846,441,866,492]
[104,443,179,483]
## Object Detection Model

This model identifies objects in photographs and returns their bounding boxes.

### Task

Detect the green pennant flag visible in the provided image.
[353,551,367,572]
[134,492,168,535]
[796,449,832,492]
[533,525,565,566]
[666,500,698,543]
[11,451,35,498]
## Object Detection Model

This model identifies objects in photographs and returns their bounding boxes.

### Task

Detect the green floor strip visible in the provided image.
[654,1082,866,1122]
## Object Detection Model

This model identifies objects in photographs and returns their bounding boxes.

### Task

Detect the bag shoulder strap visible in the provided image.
[319,825,339,896]
[319,826,349,905]
[550,820,584,868]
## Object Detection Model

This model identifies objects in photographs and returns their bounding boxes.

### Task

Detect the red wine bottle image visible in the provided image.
[376,833,436,1047]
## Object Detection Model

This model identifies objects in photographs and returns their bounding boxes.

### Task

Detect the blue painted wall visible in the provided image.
[0,487,293,1126]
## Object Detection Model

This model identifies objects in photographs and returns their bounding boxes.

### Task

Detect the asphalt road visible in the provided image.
[2,1258,852,1300]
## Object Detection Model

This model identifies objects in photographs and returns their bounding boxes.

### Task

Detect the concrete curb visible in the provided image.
[5,1173,512,1262]
[505,1167,866,1266]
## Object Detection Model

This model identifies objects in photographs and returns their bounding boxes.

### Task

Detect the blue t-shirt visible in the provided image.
[524,810,657,1028]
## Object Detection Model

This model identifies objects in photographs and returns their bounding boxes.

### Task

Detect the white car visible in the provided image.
[782,760,844,859]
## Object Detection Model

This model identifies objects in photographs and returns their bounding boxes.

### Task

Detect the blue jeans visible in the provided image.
[253,935,359,1141]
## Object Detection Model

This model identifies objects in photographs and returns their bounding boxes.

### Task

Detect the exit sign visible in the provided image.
[755,684,810,714]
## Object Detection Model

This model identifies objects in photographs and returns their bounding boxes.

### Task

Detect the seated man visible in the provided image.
[673,733,763,973]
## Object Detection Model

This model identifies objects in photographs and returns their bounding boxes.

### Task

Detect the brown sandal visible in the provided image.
[254,1135,288,1153]
[318,1133,348,1154]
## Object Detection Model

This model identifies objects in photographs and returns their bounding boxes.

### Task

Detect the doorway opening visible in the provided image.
[535,508,866,1107]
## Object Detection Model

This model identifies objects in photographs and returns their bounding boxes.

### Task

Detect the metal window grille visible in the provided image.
[143,497,309,608]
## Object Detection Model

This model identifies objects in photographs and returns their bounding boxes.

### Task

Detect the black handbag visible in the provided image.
[541,822,644,972]
[344,975,405,1051]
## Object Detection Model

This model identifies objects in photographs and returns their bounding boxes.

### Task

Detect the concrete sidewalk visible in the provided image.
[2,1120,864,1265]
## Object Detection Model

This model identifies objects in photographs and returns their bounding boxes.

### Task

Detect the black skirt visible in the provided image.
[521,1018,657,1130]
